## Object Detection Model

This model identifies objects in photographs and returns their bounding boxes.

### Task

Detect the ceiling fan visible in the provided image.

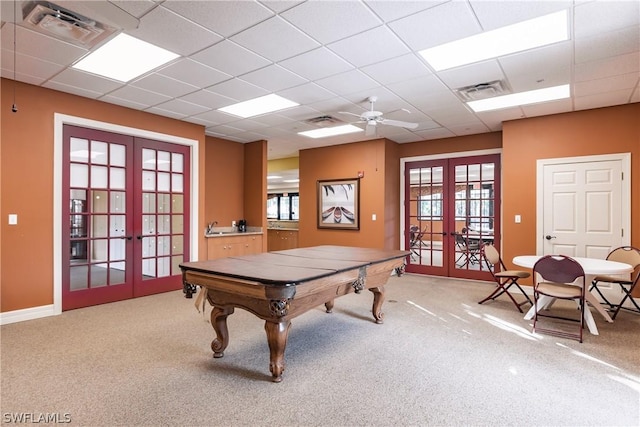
[339,96,419,136]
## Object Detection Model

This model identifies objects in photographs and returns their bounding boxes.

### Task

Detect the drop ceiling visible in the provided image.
[1,0,639,163]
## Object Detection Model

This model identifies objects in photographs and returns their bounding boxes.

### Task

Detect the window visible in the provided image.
[267,193,299,220]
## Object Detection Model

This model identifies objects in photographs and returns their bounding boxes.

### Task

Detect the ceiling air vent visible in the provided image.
[455,80,510,102]
[304,115,345,127]
[21,1,117,47]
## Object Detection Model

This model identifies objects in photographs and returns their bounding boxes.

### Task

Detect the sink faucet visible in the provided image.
[206,221,218,234]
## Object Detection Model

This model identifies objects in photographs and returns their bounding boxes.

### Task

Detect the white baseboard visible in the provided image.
[0,304,58,325]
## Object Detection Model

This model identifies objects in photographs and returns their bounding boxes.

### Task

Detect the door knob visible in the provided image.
[545,235,556,240]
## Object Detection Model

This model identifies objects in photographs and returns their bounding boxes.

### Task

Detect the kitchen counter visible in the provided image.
[205,226,263,237]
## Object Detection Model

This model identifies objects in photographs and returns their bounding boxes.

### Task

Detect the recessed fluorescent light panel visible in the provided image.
[298,124,363,139]
[219,94,299,118]
[420,10,569,71]
[73,33,179,82]
[467,84,570,112]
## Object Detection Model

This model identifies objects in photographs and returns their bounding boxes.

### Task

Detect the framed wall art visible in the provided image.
[317,178,360,230]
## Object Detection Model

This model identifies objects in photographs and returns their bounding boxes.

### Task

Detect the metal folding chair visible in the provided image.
[533,255,586,343]
[479,244,532,312]
[589,246,640,319]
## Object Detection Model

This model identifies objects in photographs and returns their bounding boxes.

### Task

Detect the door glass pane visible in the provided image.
[110,215,125,237]
[92,215,108,238]
[70,266,88,290]
[70,138,88,162]
[142,149,155,170]
[172,235,183,255]
[142,258,156,278]
[142,171,156,191]
[91,165,108,188]
[142,236,156,257]
[142,193,155,213]
[158,215,171,234]
[172,174,183,192]
[172,153,183,173]
[157,236,170,256]
[110,144,126,167]
[111,192,125,213]
[158,172,170,192]
[172,215,183,233]
[92,191,108,213]
[158,257,170,277]
[90,265,108,287]
[110,238,125,261]
[158,151,171,171]
[172,195,183,214]
[142,215,156,235]
[91,141,108,165]
[158,194,170,213]
[110,167,125,189]
[70,164,88,187]
[91,239,108,263]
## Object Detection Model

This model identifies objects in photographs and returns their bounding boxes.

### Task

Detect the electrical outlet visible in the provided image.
[232,221,236,227]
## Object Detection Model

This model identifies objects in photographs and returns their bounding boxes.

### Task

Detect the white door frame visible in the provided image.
[536,153,631,255]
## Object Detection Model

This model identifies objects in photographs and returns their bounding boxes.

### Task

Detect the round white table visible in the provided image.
[513,255,634,335]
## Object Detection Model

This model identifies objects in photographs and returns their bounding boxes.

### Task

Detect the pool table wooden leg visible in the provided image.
[369,286,385,324]
[264,320,291,383]
[210,306,234,358]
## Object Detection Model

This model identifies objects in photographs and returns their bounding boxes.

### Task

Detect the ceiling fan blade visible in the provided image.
[380,119,418,129]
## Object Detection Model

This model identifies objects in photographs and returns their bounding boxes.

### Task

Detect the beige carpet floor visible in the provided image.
[1,274,639,426]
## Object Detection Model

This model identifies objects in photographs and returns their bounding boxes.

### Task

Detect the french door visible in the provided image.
[404,154,500,280]
[62,125,190,310]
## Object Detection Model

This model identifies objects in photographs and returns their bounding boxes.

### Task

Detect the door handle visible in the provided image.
[136,235,142,240]
[545,235,556,240]
[120,236,133,241]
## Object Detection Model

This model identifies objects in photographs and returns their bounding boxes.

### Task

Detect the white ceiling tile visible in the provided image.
[260,1,305,14]
[279,47,354,81]
[412,128,456,140]
[574,0,640,38]
[361,54,432,85]
[278,83,337,105]
[437,60,505,91]
[127,6,223,56]
[1,50,65,81]
[230,16,320,62]
[521,98,573,118]
[152,98,210,118]
[42,80,102,98]
[193,109,241,125]
[162,0,274,37]
[575,25,640,63]
[240,64,308,92]
[145,106,185,120]
[191,40,271,77]
[499,41,572,83]
[575,52,640,82]
[574,72,640,97]
[131,73,198,98]
[385,74,450,105]
[281,1,382,44]
[574,88,636,110]
[327,26,410,67]
[388,1,480,51]
[179,90,238,109]
[206,78,269,102]
[105,85,172,107]
[100,95,150,111]
[363,0,446,23]
[469,0,571,30]
[157,59,232,88]
[315,69,380,96]
[1,24,86,66]
[48,68,124,93]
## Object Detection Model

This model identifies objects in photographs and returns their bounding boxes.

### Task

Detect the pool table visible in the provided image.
[180,245,408,382]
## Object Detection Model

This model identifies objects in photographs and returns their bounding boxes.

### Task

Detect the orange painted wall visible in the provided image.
[299,139,394,249]
[244,140,268,252]
[205,136,244,230]
[2,79,216,312]
[501,104,640,286]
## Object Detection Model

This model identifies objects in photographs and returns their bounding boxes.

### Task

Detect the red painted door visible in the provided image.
[62,125,190,310]
[404,154,500,281]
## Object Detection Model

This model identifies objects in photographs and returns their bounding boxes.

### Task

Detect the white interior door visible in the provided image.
[538,154,631,299]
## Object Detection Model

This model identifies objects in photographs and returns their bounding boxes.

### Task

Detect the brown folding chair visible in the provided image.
[589,246,640,319]
[479,244,532,312]
[533,255,586,343]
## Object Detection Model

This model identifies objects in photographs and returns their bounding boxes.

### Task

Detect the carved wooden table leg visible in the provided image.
[369,286,385,324]
[210,306,234,358]
[264,320,291,383]
[324,299,335,313]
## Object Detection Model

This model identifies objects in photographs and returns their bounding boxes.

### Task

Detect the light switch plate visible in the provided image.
[515,214,521,223]
[8,214,17,225]
[372,214,376,221]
